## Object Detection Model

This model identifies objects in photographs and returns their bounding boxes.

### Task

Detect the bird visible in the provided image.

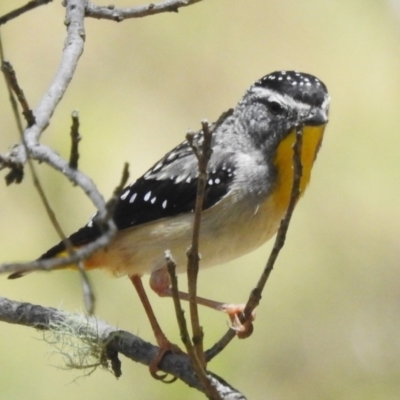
[9,70,330,379]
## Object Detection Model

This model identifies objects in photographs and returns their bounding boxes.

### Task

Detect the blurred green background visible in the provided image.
[1,1,400,399]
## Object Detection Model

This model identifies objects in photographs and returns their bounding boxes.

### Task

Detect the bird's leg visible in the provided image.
[150,267,255,338]
[129,274,181,382]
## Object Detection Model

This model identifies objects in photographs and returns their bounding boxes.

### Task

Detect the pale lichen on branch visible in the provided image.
[0,297,246,399]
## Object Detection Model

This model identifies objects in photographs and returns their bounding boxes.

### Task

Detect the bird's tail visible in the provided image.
[8,224,103,279]
[8,241,69,279]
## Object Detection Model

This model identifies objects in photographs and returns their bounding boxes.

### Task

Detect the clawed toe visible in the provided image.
[219,303,256,339]
[149,339,183,383]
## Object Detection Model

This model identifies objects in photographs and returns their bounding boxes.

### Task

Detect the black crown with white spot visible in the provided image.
[255,71,328,108]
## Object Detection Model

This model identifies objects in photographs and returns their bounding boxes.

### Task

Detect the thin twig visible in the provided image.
[243,126,303,315]
[165,252,190,347]
[160,253,225,399]
[186,120,213,367]
[1,59,68,247]
[1,61,35,126]
[0,233,111,276]
[78,266,95,314]
[0,42,67,250]
[0,35,24,184]
[0,0,53,26]
[86,0,204,22]
[165,254,197,363]
[69,111,81,170]
[206,125,304,361]
[104,162,130,221]
[166,116,229,399]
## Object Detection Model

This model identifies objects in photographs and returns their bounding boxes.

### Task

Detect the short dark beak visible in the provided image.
[304,108,328,126]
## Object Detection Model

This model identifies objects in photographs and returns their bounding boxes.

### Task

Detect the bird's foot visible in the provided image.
[150,334,183,383]
[219,303,256,339]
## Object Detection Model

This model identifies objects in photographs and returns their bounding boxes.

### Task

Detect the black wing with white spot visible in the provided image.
[113,136,236,228]
[113,165,234,230]
[39,140,236,259]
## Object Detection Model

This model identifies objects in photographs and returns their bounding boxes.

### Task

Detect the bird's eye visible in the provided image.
[267,101,285,116]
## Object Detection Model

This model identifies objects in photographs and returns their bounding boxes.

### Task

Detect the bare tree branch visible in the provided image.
[86,0,204,22]
[185,120,212,364]
[0,296,246,400]
[0,0,118,280]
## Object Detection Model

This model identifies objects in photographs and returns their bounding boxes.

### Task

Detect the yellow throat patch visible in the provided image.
[272,124,326,212]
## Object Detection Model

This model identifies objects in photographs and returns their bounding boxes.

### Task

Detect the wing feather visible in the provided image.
[39,140,236,260]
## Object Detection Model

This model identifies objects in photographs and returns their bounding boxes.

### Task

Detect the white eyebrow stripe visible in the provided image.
[251,87,311,111]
